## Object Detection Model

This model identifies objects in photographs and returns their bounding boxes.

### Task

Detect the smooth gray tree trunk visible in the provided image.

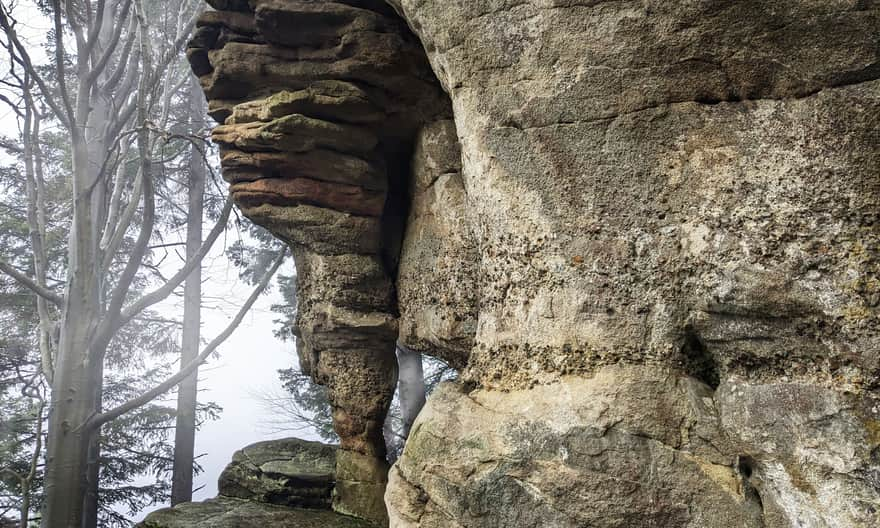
[81,364,103,528]
[171,77,207,506]
[42,60,104,526]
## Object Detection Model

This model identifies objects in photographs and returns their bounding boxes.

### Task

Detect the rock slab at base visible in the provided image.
[138,497,371,528]
[139,438,380,528]
[388,367,768,528]
[218,438,336,509]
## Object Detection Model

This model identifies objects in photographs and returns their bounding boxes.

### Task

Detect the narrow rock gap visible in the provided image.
[737,456,768,527]
[680,328,720,390]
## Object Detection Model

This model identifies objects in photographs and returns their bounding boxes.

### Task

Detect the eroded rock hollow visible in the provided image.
[188,1,880,527]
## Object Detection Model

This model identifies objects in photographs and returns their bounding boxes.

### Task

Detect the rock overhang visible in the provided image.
[187,1,461,525]
[188,1,880,526]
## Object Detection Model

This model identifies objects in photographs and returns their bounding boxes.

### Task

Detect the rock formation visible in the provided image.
[217,438,335,509]
[139,439,370,528]
[187,0,449,523]
[384,1,880,526]
[184,0,880,527]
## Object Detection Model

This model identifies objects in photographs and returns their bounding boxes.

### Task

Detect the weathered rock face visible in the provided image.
[218,438,335,509]
[189,0,449,524]
[381,1,880,526]
[139,497,370,528]
[389,368,768,528]
[189,1,880,527]
[396,119,478,369]
[384,0,880,392]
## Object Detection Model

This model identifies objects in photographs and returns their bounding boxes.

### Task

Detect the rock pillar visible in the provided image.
[187,1,449,524]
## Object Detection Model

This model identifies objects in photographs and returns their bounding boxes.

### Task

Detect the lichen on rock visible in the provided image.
[381,0,880,526]
[139,439,370,528]
[138,497,371,528]
[217,438,336,509]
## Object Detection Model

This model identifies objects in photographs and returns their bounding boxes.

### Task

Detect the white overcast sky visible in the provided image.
[0,2,319,520]
[152,247,314,506]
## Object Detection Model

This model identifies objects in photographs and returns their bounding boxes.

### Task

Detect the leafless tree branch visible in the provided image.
[0,260,64,307]
[89,248,288,429]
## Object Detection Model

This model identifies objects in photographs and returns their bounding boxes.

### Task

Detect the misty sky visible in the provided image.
[146,248,316,515]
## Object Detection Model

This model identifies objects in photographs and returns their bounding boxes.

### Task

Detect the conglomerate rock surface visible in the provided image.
[188,0,880,527]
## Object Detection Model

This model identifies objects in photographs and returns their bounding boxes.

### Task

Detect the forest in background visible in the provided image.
[0,0,288,525]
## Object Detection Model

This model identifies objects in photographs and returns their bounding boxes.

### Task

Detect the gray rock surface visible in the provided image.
[384,1,880,527]
[396,119,478,369]
[138,497,371,528]
[389,368,767,528]
[218,438,335,509]
[139,439,374,528]
[188,1,450,523]
[716,379,880,526]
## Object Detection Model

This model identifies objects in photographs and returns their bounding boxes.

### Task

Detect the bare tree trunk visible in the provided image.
[43,312,101,528]
[43,3,122,520]
[43,43,104,519]
[0,2,214,524]
[80,363,103,528]
[81,4,117,521]
[171,76,206,506]
[16,399,43,528]
[396,345,426,440]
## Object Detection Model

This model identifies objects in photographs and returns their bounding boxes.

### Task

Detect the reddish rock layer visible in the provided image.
[188,1,450,525]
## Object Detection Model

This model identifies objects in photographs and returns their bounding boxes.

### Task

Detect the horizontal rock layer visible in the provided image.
[384,0,880,389]
[189,1,451,525]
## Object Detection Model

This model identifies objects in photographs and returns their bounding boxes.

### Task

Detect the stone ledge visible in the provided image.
[218,438,337,509]
[137,497,371,528]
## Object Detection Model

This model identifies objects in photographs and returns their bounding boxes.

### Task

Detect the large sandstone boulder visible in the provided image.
[389,368,767,528]
[218,438,336,508]
[383,1,880,527]
[390,368,880,527]
[186,1,880,527]
[139,438,374,528]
